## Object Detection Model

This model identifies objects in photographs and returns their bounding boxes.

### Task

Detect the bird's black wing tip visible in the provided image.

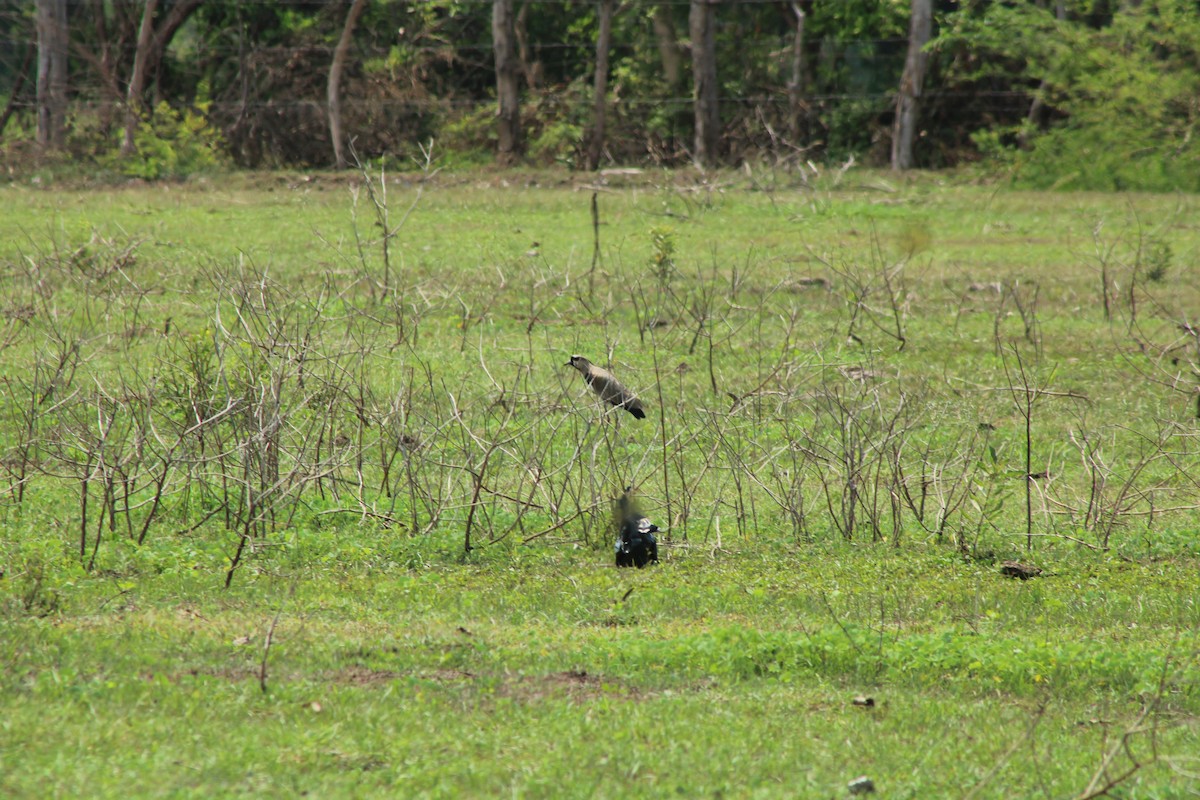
[628,407,646,419]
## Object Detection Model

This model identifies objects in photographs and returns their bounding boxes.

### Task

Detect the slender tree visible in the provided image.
[891,0,932,170]
[35,0,68,150]
[1018,0,1066,149]
[652,4,683,91]
[116,0,207,156]
[492,0,523,165]
[0,44,35,138]
[585,0,617,171]
[787,1,808,142]
[329,0,369,169]
[122,0,160,156]
[689,0,719,168]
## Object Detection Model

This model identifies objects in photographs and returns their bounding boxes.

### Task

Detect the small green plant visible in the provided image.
[649,225,676,281]
[1144,239,1172,283]
[103,102,226,180]
[529,120,582,168]
[1,534,78,616]
[438,106,497,167]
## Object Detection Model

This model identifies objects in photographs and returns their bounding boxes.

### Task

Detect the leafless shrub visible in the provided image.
[893,423,995,547]
[810,229,911,351]
[991,279,1042,358]
[808,368,913,542]
[1051,418,1199,550]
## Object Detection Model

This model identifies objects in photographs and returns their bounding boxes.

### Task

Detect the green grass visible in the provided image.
[4,542,1198,798]
[1,167,1199,798]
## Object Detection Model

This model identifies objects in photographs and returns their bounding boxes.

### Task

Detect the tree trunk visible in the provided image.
[36,0,68,150]
[652,5,683,91]
[787,1,807,142]
[492,0,522,165]
[329,0,369,169]
[144,0,206,89]
[87,0,120,135]
[122,0,159,156]
[514,1,541,90]
[1018,0,1065,149]
[689,0,719,169]
[0,44,35,138]
[891,0,933,171]
[585,0,616,171]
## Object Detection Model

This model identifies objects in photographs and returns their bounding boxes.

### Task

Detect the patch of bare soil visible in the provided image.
[499,669,640,703]
[321,666,475,686]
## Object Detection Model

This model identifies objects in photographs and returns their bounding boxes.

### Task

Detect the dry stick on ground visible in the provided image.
[648,324,674,539]
[868,222,909,351]
[816,588,864,656]
[893,426,989,544]
[444,361,541,553]
[1089,220,1119,322]
[520,260,567,371]
[210,268,359,587]
[809,375,911,542]
[1006,280,1043,355]
[259,580,298,695]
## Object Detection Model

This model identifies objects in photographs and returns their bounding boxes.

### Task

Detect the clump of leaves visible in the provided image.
[102,102,227,180]
[937,0,1200,191]
[649,226,677,281]
[1144,239,1172,283]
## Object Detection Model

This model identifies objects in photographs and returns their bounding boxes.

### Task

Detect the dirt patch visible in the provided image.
[322,666,475,685]
[323,666,405,685]
[500,669,640,704]
[141,666,260,684]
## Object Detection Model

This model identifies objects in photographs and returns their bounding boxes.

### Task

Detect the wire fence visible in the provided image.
[0,4,1033,168]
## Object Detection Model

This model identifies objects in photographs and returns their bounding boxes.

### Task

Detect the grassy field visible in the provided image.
[1,166,1199,798]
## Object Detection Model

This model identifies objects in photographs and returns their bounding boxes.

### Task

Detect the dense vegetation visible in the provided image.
[1,170,1198,796]
[3,0,1200,189]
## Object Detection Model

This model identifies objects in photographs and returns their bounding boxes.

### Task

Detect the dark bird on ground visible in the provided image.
[615,489,659,568]
[566,355,646,419]
[999,560,1042,580]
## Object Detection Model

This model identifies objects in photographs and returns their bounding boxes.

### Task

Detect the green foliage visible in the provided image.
[1017,123,1200,192]
[528,119,583,167]
[94,103,227,180]
[437,105,498,167]
[937,0,1200,190]
[0,519,81,616]
[648,225,676,280]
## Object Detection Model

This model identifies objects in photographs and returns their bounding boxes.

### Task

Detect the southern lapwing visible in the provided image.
[566,355,646,419]
[615,488,659,568]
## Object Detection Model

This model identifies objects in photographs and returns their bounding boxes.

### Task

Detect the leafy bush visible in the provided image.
[1017,119,1200,192]
[937,0,1200,191]
[438,105,498,168]
[102,103,227,180]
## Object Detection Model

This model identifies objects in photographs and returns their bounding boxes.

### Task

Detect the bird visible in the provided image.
[614,488,659,568]
[565,355,646,419]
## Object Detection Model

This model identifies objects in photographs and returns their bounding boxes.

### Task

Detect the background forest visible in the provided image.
[2,0,1199,190]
